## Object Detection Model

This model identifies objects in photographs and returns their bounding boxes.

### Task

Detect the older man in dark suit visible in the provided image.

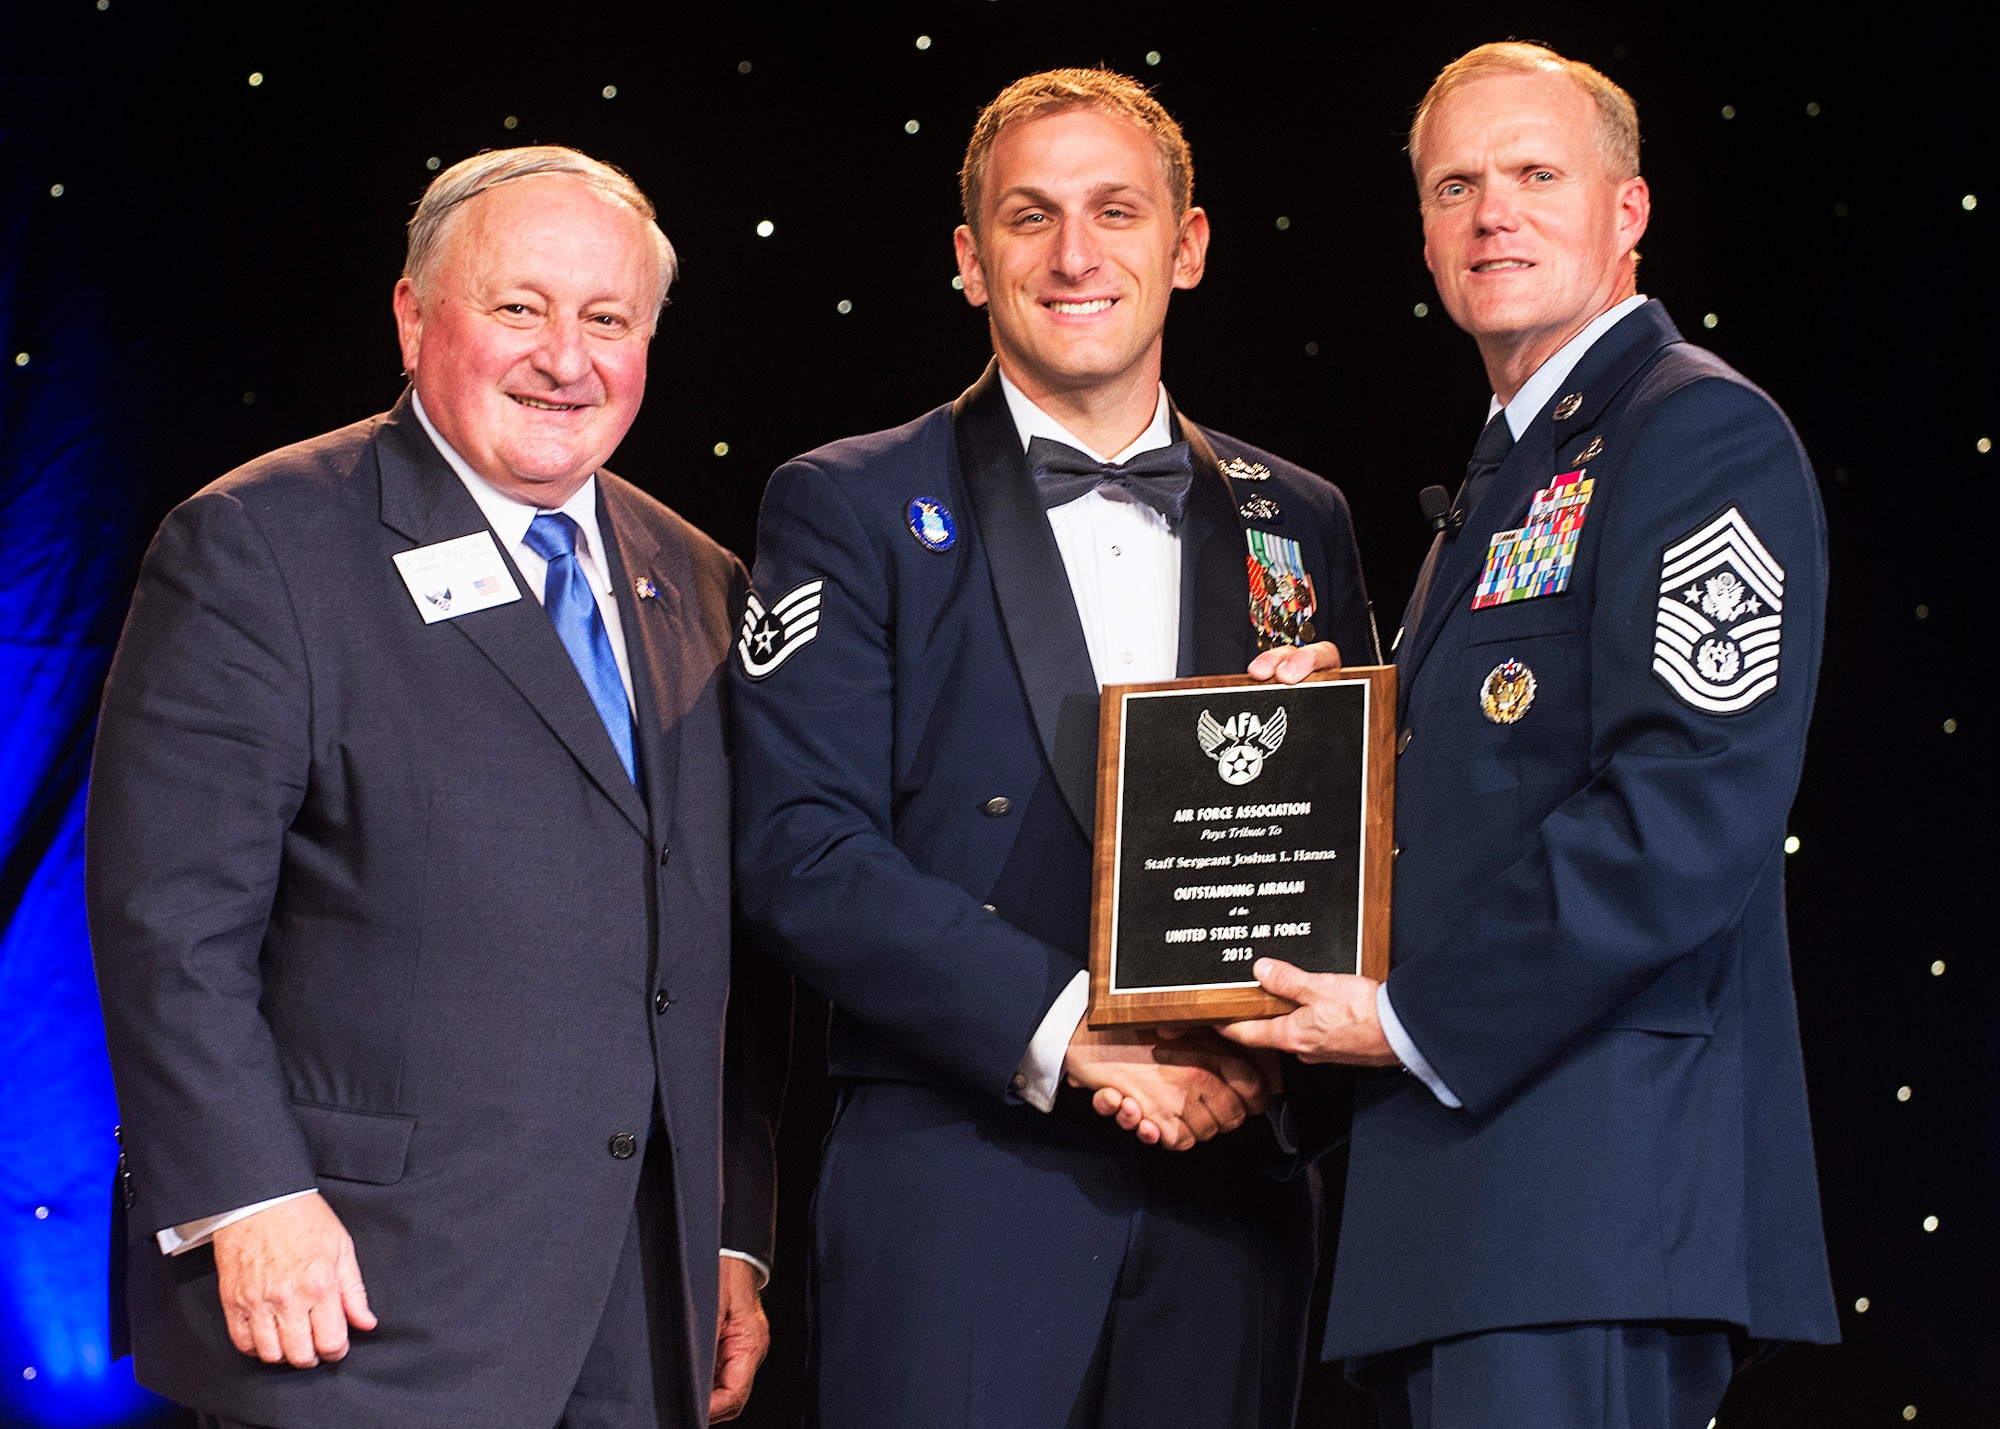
[1223,43,1838,1429]
[88,146,778,1429]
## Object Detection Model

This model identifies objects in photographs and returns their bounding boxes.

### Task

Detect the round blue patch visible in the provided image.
[907,497,957,552]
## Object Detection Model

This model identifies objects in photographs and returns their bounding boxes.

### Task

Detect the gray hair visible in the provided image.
[403,146,679,319]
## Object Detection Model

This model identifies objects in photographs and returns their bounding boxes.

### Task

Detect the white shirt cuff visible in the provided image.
[1376,984,1463,1109]
[157,1188,320,1256]
[720,1248,771,1291]
[1014,970,1091,1112]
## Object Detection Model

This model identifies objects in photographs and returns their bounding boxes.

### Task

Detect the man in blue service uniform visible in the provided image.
[1222,43,1839,1429]
[88,148,780,1428]
[731,71,1376,1428]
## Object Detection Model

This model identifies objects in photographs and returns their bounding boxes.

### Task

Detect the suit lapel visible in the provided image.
[598,480,681,842]
[375,392,650,837]
[953,361,1102,837]
[1173,411,1255,677]
[1396,302,1682,708]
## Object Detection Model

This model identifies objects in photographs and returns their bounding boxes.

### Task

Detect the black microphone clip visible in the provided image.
[1419,484,1463,537]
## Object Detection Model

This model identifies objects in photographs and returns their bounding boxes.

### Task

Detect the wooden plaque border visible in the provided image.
[1086,665,1396,1028]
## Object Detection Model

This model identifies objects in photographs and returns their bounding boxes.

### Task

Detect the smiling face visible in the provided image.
[393,173,658,505]
[1417,70,1650,395]
[954,104,1207,405]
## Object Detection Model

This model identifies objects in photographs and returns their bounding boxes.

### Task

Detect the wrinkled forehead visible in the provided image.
[1422,71,1601,171]
[436,173,653,284]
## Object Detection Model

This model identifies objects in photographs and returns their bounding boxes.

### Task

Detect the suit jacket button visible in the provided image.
[659,845,672,866]
[983,796,1013,817]
[1396,728,1413,755]
[654,989,671,1014]
[608,1133,638,1160]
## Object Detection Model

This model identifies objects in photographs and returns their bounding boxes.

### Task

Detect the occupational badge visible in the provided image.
[1197,706,1287,786]
[737,578,826,680]
[1471,472,1593,609]
[1570,436,1604,465]
[1553,391,1583,421]
[1479,659,1537,724]
[1221,457,1272,481]
[1653,506,1784,715]
[1238,495,1283,523]
[1245,530,1317,651]
[907,497,957,552]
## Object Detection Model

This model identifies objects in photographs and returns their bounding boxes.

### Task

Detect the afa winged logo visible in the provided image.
[1198,707,1287,786]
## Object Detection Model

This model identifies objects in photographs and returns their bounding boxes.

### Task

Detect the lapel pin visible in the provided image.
[907,497,957,552]
[1572,436,1604,464]
[1553,392,1583,421]
[634,576,658,600]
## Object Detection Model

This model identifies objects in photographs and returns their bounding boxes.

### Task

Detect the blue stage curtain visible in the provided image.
[0,72,180,1428]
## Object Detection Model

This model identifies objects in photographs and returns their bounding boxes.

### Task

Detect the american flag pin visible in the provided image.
[634,576,658,600]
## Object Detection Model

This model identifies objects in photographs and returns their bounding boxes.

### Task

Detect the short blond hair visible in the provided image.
[1408,42,1640,183]
[960,69,1193,233]
[404,145,678,317]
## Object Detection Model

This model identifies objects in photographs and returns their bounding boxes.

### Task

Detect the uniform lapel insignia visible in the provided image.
[1238,495,1283,523]
[1245,530,1317,650]
[737,579,826,680]
[1471,472,1594,609]
[1571,436,1603,464]
[1221,457,1272,481]
[1553,392,1584,421]
[1653,507,1785,714]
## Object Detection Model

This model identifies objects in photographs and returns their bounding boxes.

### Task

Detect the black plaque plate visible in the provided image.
[1087,667,1395,1026]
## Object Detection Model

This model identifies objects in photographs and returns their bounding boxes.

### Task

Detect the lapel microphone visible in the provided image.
[1419,484,1463,537]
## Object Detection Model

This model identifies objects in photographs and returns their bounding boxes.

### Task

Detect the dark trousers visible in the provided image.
[1363,1322,1737,1429]
[810,1080,1316,1429]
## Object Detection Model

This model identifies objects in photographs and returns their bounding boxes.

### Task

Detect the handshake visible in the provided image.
[1062,1022,1282,1151]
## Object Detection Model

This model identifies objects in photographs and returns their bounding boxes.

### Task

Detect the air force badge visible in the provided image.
[1197,706,1287,786]
[1480,660,1537,724]
[1653,506,1784,715]
[907,497,957,552]
[737,579,826,680]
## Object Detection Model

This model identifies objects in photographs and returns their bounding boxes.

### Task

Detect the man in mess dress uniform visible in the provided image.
[731,70,1377,1429]
[1223,43,1839,1429]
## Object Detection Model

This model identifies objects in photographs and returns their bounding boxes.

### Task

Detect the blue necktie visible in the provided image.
[523,512,636,783]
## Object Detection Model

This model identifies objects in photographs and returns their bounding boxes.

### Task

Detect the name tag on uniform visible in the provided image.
[392,532,522,623]
[1470,472,1594,610]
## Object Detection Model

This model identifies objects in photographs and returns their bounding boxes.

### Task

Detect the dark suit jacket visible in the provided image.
[732,361,1379,1097]
[1323,301,1840,1360]
[87,392,779,1428]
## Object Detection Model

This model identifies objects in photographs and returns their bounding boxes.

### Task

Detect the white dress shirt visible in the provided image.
[998,372,1180,1111]
[162,404,768,1284]
[1377,294,1648,1111]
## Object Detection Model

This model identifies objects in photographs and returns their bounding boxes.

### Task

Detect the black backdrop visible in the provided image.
[5,1,1993,1424]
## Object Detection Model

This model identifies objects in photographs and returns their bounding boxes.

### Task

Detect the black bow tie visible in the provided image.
[1027,436,1194,525]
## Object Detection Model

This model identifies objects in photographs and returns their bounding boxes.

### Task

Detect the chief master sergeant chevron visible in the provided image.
[731,69,1376,1429]
[1221,42,1839,1429]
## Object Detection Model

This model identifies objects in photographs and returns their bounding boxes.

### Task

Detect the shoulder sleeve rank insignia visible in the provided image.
[1221,457,1273,482]
[1652,507,1784,715]
[737,578,826,680]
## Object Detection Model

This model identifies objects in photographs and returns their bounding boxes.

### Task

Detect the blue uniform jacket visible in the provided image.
[732,361,1377,1100]
[1324,301,1840,1360]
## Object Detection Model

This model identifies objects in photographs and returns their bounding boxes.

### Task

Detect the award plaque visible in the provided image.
[1087,666,1396,1027]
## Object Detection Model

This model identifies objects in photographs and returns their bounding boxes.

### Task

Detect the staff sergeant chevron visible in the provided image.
[1652,506,1785,715]
[737,579,826,680]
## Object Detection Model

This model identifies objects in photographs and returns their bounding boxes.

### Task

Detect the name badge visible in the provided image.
[392,532,522,623]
